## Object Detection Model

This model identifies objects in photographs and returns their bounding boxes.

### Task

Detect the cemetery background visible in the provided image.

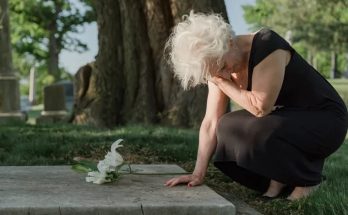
[1,0,348,215]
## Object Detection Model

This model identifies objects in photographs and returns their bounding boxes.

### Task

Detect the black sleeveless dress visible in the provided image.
[213,28,348,192]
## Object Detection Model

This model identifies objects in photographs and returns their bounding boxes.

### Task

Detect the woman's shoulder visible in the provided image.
[252,27,271,35]
[247,27,294,89]
[251,28,293,52]
[253,28,282,41]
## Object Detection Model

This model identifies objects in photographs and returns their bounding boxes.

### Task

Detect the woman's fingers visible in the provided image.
[164,174,203,187]
[170,175,190,187]
[165,175,190,187]
[164,177,178,187]
[165,178,180,187]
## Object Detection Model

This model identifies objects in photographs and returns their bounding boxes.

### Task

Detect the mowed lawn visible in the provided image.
[0,122,347,215]
[329,79,348,107]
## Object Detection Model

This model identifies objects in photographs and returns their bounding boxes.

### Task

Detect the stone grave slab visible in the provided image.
[0,165,235,215]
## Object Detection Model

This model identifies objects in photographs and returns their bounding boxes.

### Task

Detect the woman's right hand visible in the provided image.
[164,174,204,187]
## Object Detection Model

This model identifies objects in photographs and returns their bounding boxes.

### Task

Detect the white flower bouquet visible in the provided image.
[72,138,192,185]
[72,139,125,184]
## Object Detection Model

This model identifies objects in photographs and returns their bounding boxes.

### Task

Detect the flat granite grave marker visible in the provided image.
[0,164,235,215]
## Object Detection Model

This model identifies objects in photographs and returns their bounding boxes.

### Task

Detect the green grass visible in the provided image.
[328,79,348,85]
[222,141,348,215]
[0,121,347,215]
[0,122,198,165]
[236,79,348,215]
[329,79,348,107]
[27,104,43,125]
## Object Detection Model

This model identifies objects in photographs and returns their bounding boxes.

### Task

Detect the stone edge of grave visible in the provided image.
[0,164,240,215]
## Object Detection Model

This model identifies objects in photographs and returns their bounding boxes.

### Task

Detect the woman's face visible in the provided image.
[209,43,243,80]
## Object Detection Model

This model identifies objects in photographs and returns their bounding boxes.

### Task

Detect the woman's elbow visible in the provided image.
[252,105,273,117]
[246,94,273,117]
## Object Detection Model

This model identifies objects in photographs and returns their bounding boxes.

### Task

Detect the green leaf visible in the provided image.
[105,172,119,180]
[71,159,98,173]
[71,164,92,173]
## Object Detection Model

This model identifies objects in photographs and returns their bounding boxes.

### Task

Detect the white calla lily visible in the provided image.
[111,139,124,151]
[85,139,125,184]
[86,171,108,184]
[97,160,112,173]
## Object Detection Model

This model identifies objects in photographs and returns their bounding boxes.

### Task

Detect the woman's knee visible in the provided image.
[216,110,246,140]
[216,113,232,141]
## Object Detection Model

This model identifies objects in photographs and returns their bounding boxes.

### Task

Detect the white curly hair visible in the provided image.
[165,11,235,90]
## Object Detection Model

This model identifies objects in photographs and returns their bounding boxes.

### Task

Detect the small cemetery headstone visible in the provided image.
[36,84,68,124]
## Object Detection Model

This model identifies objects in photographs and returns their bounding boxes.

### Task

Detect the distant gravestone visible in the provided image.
[36,84,68,124]
[0,75,23,123]
[0,0,24,124]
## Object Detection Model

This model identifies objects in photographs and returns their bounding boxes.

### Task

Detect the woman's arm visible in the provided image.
[213,49,290,117]
[192,81,229,180]
[165,81,229,187]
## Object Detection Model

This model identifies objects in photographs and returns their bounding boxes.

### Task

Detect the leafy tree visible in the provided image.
[10,0,95,82]
[243,0,348,78]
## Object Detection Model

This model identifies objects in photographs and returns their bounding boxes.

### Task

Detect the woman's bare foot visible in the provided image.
[262,180,287,198]
[287,185,320,201]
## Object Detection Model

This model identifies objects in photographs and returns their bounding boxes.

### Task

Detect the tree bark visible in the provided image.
[48,25,60,81]
[119,0,158,123]
[306,50,314,66]
[330,51,338,79]
[89,0,124,127]
[72,0,228,128]
[47,2,61,82]
[0,0,12,75]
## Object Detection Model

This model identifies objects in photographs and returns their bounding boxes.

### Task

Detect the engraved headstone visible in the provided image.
[0,0,23,123]
[36,84,68,124]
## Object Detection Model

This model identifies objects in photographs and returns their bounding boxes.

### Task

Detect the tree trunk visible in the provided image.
[119,0,158,123]
[48,27,59,81]
[88,0,124,127]
[330,51,338,79]
[306,50,313,66]
[0,0,12,75]
[72,0,228,128]
[47,3,61,82]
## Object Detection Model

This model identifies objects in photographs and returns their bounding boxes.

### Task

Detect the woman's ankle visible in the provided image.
[287,185,320,201]
[262,180,286,197]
